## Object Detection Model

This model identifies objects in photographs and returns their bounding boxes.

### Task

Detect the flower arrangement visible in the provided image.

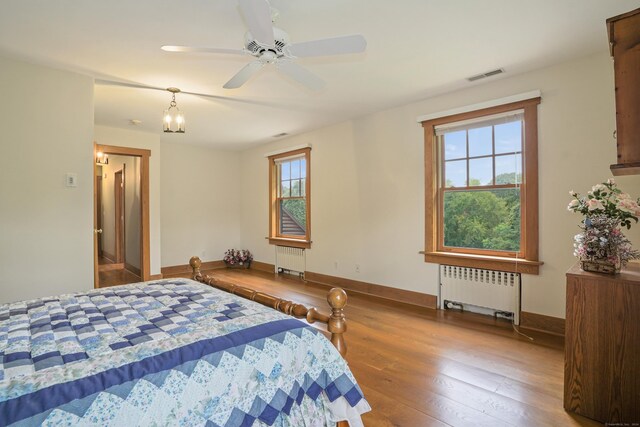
[567,178,640,270]
[223,249,253,266]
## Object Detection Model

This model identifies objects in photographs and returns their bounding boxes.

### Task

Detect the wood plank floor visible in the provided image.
[166,268,601,427]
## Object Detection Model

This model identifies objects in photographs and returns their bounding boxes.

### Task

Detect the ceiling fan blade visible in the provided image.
[238,0,274,46]
[94,78,311,110]
[161,45,245,55]
[276,61,325,90]
[288,34,367,58]
[223,61,265,89]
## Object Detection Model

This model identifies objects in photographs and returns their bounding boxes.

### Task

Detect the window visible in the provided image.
[268,148,311,248]
[422,97,541,274]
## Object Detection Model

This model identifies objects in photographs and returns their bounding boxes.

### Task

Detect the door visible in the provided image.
[114,169,125,264]
[96,175,103,257]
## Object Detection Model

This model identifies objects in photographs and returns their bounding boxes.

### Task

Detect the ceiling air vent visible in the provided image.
[272,132,289,138]
[467,68,505,82]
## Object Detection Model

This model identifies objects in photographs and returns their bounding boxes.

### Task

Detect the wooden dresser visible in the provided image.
[564,263,640,423]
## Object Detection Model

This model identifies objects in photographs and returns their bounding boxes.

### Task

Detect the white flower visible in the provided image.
[587,199,604,211]
[592,184,606,192]
[567,199,580,210]
[569,190,577,196]
[607,178,615,185]
[618,193,631,200]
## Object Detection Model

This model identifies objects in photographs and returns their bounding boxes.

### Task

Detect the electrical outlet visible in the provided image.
[201,250,206,259]
[334,261,338,270]
[355,264,360,273]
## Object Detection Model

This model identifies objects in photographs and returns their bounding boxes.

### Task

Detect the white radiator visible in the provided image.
[439,265,521,325]
[275,246,306,278]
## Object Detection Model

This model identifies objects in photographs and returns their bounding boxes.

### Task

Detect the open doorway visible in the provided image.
[94,144,151,288]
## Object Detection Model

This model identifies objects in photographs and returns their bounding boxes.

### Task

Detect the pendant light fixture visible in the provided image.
[163,87,185,133]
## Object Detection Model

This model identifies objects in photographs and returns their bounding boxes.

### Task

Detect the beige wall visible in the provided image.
[160,141,242,267]
[239,52,640,319]
[0,55,94,303]
[100,154,141,269]
[94,126,161,276]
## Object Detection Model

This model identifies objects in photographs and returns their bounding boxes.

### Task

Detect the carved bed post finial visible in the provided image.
[189,256,203,280]
[327,288,348,357]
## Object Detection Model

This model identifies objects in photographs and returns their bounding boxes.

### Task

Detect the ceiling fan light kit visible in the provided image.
[162,0,367,90]
[163,87,185,133]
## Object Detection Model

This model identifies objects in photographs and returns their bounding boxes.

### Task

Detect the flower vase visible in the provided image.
[580,258,621,274]
[224,261,251,269]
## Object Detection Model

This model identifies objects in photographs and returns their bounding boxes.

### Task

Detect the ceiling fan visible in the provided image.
[161,0,367,90]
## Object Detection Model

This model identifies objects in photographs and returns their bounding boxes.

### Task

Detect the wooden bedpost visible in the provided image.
[327,288,347,357]
[189,256,203,281]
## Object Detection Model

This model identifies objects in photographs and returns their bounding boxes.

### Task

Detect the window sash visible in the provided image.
[421,96,541,274]
[438,186,524,257]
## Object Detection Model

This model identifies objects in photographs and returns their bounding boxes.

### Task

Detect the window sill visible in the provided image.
[267,237,312,249]
[422,251,542,275]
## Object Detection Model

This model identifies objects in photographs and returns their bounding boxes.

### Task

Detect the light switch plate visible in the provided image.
[65,173,78,187]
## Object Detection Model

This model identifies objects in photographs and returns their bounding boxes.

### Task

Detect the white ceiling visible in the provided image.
[0,0,637,149]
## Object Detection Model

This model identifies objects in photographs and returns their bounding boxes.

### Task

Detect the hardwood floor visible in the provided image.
[164,268,600,427]
[98,256,140,287]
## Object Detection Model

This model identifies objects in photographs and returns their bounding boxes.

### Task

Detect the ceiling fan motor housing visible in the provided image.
[244,27,290,58]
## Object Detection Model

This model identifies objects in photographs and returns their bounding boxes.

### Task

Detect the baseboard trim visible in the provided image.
[520,311,565,337]
[251,261,275,273]
[304,271,437,309]
[101,251,116,264]
[161,260,225,276]
[149,274,163,280]
[125,262,141,277]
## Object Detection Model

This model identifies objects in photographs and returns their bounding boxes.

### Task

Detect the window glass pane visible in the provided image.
[495,120,522,154]
[443,188,520,251]
[300,158,306,178]
[301,178,306,196]
[279,199,307,235]
[291,159,301,179]
[445,159,466,188]
[469,157,493,186]
[281,180,291,197]
[495,154,522,184]
[443,131,466,160]
[280,162,290,180]
[468,126,492,157]
[291,179,301,197]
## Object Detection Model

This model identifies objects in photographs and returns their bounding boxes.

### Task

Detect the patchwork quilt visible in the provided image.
[0,279,370,426]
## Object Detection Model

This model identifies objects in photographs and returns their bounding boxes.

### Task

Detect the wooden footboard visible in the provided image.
[189,256,348,357]
[190,257,352,426]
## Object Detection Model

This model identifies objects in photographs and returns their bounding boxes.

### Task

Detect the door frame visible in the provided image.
[94,143,151,287]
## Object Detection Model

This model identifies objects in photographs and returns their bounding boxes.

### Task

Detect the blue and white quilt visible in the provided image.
[0,279,370,426]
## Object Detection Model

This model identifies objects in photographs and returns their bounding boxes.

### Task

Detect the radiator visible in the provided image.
[275,246,306,278]
[439,265,521,325]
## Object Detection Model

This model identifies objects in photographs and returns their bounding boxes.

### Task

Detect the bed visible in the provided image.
[0,257,370,426]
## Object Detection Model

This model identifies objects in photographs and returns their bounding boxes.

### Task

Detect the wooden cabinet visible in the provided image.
[564,263,640,423]
[607,8,640,175]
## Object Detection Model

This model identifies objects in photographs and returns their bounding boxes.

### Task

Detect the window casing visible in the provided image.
[422,98,542,274]
[268,148,311,248]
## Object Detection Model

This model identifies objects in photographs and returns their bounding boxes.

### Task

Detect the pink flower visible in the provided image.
[587,199,604,211]
[567,199,580,210]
